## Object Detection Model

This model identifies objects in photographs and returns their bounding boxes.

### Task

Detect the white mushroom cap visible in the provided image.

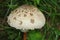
[7,5,45,32]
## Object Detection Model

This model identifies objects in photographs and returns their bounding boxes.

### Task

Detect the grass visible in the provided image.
[0,0,60,40]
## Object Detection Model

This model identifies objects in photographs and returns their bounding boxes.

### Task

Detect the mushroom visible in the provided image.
[7,4,46,40]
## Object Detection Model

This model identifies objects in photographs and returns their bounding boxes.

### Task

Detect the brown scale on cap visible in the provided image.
[22,10,24,12]
[32,8,36,12]
[24,14,27,17]
[30,19,34,24]
[19,21,23,25]
[30,13,33,16]
[19,10,21,12]
[15,9,17,12]
[13,17,16,20]
[17,11,20,14]
[18,14,21,17]
[25,11,28,13]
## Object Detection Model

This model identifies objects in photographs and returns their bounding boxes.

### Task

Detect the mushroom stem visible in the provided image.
[23,32,27,40]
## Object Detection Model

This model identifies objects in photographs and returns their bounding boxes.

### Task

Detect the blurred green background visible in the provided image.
[0,0,60,40]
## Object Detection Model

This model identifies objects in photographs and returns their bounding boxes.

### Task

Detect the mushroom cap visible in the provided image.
[7,5,45,32]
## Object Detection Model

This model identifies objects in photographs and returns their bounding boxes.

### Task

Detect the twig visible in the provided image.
[2,8,10,24]
[2,0,12,24]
